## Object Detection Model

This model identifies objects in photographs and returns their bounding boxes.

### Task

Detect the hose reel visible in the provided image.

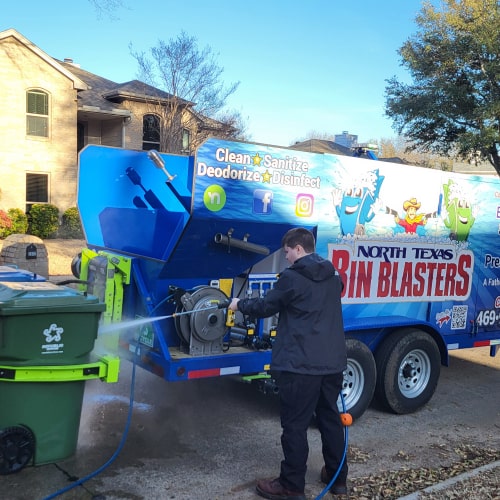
[174,286,229,356]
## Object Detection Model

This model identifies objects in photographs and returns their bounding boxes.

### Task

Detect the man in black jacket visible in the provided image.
[228,227,348,500]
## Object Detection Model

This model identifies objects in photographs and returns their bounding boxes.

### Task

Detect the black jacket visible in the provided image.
[237,253,347,375]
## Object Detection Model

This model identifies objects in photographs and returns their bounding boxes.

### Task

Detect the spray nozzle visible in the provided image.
[148,150,176,182]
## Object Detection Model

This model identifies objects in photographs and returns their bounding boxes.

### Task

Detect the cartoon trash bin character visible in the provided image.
[333,169,384,236]
[442,179,476,241]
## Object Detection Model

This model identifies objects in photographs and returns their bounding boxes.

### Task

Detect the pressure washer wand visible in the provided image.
[166,299,231,319]
[168,306,217,318]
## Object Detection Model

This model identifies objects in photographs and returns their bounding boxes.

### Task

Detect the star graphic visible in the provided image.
[43,323,64,342]
[252,153,263,166]
[262,170,272,183]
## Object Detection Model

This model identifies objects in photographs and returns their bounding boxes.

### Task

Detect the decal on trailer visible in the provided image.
[329,241,473,304]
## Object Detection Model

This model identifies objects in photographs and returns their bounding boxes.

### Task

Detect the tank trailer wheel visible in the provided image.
[375,328,441,414]
[339,338,377,420]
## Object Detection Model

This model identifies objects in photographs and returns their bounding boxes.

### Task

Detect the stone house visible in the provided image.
[0,28,233,216]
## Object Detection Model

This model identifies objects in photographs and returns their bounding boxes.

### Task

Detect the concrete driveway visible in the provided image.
[1,347,499,500]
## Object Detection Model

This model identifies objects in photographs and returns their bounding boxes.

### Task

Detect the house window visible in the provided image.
[26,173,49,213]
[142,114,160,150]
[182,128,191,153]
[26,90,49,137]
[77,122,86,151]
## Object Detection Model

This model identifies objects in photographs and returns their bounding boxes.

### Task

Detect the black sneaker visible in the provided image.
[320,466,348,496]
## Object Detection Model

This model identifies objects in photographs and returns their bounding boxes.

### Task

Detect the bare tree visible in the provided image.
[291,130,337,145]
[380,136,453,170]
[130,31,243,153]
[87,0,126,20]
[212,108,249,141]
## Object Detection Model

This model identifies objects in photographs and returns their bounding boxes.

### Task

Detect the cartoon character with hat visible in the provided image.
[395,197,427,234]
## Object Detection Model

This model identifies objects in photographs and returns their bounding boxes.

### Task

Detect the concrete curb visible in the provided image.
[397,460,500,499]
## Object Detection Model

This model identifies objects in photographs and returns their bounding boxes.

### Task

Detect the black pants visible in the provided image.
[274,371,348,492]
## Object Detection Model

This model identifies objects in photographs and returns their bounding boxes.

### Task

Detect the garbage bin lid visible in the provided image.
[0,281,99,308]
[0,266,46,282]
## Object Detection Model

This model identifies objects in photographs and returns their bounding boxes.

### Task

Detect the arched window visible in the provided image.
[26,90,49,137]
[142,114,160,150]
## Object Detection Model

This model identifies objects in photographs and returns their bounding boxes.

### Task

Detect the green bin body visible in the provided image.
[0,381,86,465]
[0,281,105,466]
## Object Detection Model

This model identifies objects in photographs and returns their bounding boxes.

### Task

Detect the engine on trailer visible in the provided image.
[173,286,230,356]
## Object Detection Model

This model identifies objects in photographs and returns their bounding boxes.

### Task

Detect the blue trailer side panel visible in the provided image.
[77,140,500,386]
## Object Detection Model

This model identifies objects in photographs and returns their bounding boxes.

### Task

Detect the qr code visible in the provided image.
[451,305,468,330]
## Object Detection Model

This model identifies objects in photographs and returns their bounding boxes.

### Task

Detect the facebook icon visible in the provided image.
[253,189,273,214]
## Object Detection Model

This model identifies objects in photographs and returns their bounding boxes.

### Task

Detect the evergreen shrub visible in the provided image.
[28,204,60,239]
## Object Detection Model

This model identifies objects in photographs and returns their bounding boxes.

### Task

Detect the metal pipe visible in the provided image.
[214,233,270,255]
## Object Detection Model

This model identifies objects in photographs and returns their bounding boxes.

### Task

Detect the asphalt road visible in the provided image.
[1,347,499,500]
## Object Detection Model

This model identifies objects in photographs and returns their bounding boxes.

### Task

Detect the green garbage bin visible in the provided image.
[0,281,105,471]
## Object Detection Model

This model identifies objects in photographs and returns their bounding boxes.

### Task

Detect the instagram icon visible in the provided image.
[295,193,314,217]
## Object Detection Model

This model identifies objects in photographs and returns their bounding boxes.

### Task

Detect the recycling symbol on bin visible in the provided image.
[43,323,64,342]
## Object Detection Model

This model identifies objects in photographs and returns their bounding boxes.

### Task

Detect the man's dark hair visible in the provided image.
[281,227,316,253]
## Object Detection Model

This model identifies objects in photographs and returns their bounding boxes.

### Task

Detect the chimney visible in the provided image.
[63,58,80,68]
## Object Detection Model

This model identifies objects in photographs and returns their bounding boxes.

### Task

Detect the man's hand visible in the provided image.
[228,297,240,311]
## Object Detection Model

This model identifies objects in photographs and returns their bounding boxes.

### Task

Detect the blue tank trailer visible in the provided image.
[75,138,500,420]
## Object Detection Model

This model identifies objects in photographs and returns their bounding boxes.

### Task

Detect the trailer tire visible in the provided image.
[375,329,440,414]
[340,338,376,420]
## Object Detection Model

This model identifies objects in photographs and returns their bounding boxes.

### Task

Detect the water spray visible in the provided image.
[43,298,231,499]
[98,300,230,335]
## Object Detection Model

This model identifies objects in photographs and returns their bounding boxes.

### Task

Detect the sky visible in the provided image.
[2,0,425,147]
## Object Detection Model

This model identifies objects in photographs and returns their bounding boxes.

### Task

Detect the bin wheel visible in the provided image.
[0,425,35,475]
